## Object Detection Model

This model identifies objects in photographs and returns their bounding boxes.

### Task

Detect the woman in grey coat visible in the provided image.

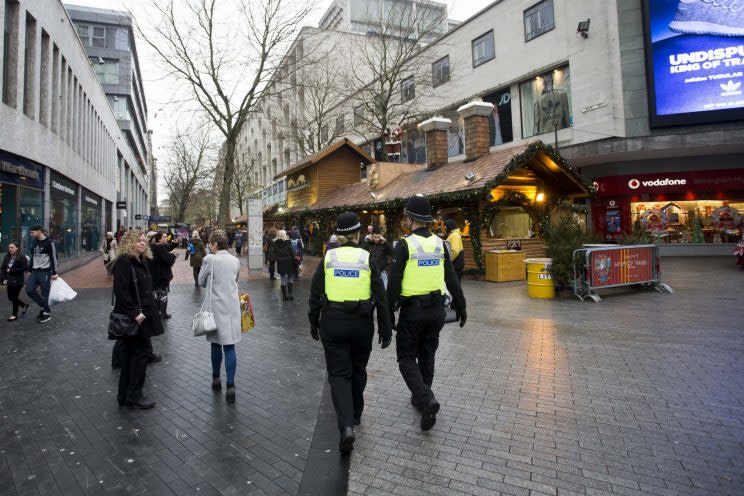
[199,230,242,403]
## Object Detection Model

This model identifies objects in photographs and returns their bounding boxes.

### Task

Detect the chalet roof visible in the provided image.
[279,140,591,216]
[275,138,374,180]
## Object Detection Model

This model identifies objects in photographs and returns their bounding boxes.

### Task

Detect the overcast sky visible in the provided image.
[63,0,496,200]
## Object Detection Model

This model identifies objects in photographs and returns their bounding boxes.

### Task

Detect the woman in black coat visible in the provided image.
[269,229,295,301]
[149,231,177,319]
[111,229,164,409]
[1,242,30,321]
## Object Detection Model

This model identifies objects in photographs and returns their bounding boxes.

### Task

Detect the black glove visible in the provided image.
[456,308,467,328]
[310,325,319,341]
[379,335,392,349]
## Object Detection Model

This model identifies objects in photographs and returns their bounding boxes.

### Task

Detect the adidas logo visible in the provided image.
[720,80,742,96]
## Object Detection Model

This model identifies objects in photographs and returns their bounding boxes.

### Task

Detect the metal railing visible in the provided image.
[573,244,673,302]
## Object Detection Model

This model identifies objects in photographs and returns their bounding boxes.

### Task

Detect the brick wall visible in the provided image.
[464,115,490,161]
[425,129,448,169]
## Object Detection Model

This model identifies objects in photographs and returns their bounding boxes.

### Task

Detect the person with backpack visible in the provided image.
[185,230,206,287]
[289,228,304,277]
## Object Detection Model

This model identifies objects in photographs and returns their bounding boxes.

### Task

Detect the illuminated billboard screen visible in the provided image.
[642,0,744,127]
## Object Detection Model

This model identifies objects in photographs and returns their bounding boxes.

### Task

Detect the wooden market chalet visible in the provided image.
[266,100,592,273]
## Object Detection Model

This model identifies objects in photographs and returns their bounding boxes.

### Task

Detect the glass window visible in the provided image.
[631,199,743,244]
[354,105,365,127]
[432,55,450,87]
[0,183,17,252]
[81,191,101,252]
[114,28,130,50]
[76,24,89,45]
[401,76,415,103]
[489,207,532,238]
[92,26,105,48]
[482,88,514,146]
[20,187,43,256]
[49,173,78,260]
[335,114,345,134]
[524,0,555,42]
[92,59,119,84]
[107,96,129,120]
[472,31,495,67]
[321,124,328,142]
[520,65,572,138]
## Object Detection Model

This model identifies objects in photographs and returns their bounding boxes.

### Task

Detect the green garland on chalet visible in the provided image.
[273,141,594,273]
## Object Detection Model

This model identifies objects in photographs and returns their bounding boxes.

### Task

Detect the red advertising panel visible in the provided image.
[590,247,655,288]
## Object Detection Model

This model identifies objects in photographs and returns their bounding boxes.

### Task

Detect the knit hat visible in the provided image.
[334,212,362,234]
[444,219,457,233]
[404,194,434,223]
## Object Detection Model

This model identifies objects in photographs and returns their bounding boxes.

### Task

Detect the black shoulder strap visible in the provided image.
[111,259,142,312]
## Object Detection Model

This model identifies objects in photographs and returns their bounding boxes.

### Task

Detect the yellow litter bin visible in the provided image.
[525,258,555,299]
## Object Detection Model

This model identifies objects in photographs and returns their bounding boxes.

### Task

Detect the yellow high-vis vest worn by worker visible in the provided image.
[400,234,445,297]
[324,246,372,302]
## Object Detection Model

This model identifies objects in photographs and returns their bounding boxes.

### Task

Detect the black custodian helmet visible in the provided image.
[404,194,434,223]
[334,211,362,234]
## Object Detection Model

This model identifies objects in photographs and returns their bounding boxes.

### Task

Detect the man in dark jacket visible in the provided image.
[27,225,58,322]
[360,226,393,288]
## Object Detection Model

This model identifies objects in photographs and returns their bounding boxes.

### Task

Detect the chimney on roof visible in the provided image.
[457,99,494,161]
[418,116,452,170]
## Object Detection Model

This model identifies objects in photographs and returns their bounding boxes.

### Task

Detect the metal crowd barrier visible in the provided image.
[572,244,673,302]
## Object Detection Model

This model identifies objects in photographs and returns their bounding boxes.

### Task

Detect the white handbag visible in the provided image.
[193,263,218,336]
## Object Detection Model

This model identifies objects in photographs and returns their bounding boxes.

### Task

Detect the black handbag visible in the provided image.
[108,265,142,338]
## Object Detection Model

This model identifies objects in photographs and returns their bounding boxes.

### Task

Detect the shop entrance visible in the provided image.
[0,183,44,254]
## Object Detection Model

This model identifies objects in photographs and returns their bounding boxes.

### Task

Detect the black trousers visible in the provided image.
[192,266,200,285]
[116,336,150,404]
[320,308,374,431]
[235,245,242,255]
[6,284,25,316]
[112,337,154,368]
[268,260,276,278]
[396,303,445,409]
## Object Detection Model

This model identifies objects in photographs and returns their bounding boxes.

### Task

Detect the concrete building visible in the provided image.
[65,4,155,222]
[292,0,744,254]
[319,0,448,39]
[0,0,148,267]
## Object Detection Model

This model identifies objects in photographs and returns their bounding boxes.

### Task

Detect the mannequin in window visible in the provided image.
[533,73,569,136]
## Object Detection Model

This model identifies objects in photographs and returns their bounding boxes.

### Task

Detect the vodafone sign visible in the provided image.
[627,177,686,190]
[594,169,744,196]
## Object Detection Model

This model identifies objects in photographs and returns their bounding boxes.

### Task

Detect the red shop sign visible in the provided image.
[590,246,654,288]
[593,169,744,196]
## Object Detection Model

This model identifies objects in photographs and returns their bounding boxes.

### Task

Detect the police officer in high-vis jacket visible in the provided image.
[308,211,392,453]
[388,194,467,431]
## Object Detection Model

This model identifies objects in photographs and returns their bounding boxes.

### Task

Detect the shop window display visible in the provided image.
[520,66,572,138]
[489,207,532,238]
[81,191,101,252]
[19,188,43,255]
[632,200,743,244]
[49,174,78,260]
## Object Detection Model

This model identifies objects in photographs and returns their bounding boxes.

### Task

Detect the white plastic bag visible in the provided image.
[48,277,77,306]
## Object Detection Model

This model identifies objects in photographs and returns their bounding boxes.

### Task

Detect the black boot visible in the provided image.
[339,426,355,454]
[281,285,288,300]
[288,283,294,300]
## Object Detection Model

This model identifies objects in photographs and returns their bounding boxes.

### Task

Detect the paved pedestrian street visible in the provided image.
[0,255,743,496]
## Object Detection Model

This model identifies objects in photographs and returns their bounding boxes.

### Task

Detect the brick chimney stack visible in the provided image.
[418,117,452,170]
[457,100,494,161]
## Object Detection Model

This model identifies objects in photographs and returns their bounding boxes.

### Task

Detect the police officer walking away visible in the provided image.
[308,212,392,453]
[388,194,467,431]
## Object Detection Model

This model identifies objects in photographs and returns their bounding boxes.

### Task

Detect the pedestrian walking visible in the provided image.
[388,194,467,431]
[360,226,393,288]
[150,231,177,320]
[101,231,118,278]
[234,230,244,256]
[265,227,277,280]
[290,228,304,277]
[199,230,241,403]
[26,225,58,323]
[270,230,295,300]
[444,219,465,281]
[308,212,392,453]
[111,229,163,409]
[1,242,30,321]
[185,230,206,287]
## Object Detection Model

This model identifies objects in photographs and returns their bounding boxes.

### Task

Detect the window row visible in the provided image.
[75,22,130,51]
[2,0,116,180]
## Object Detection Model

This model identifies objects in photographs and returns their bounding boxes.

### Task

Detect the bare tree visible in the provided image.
[231,150,260,215]
[349,1,448,147]
[163,128,215,223]
[136,0,312,225]
[277,58,349,157]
